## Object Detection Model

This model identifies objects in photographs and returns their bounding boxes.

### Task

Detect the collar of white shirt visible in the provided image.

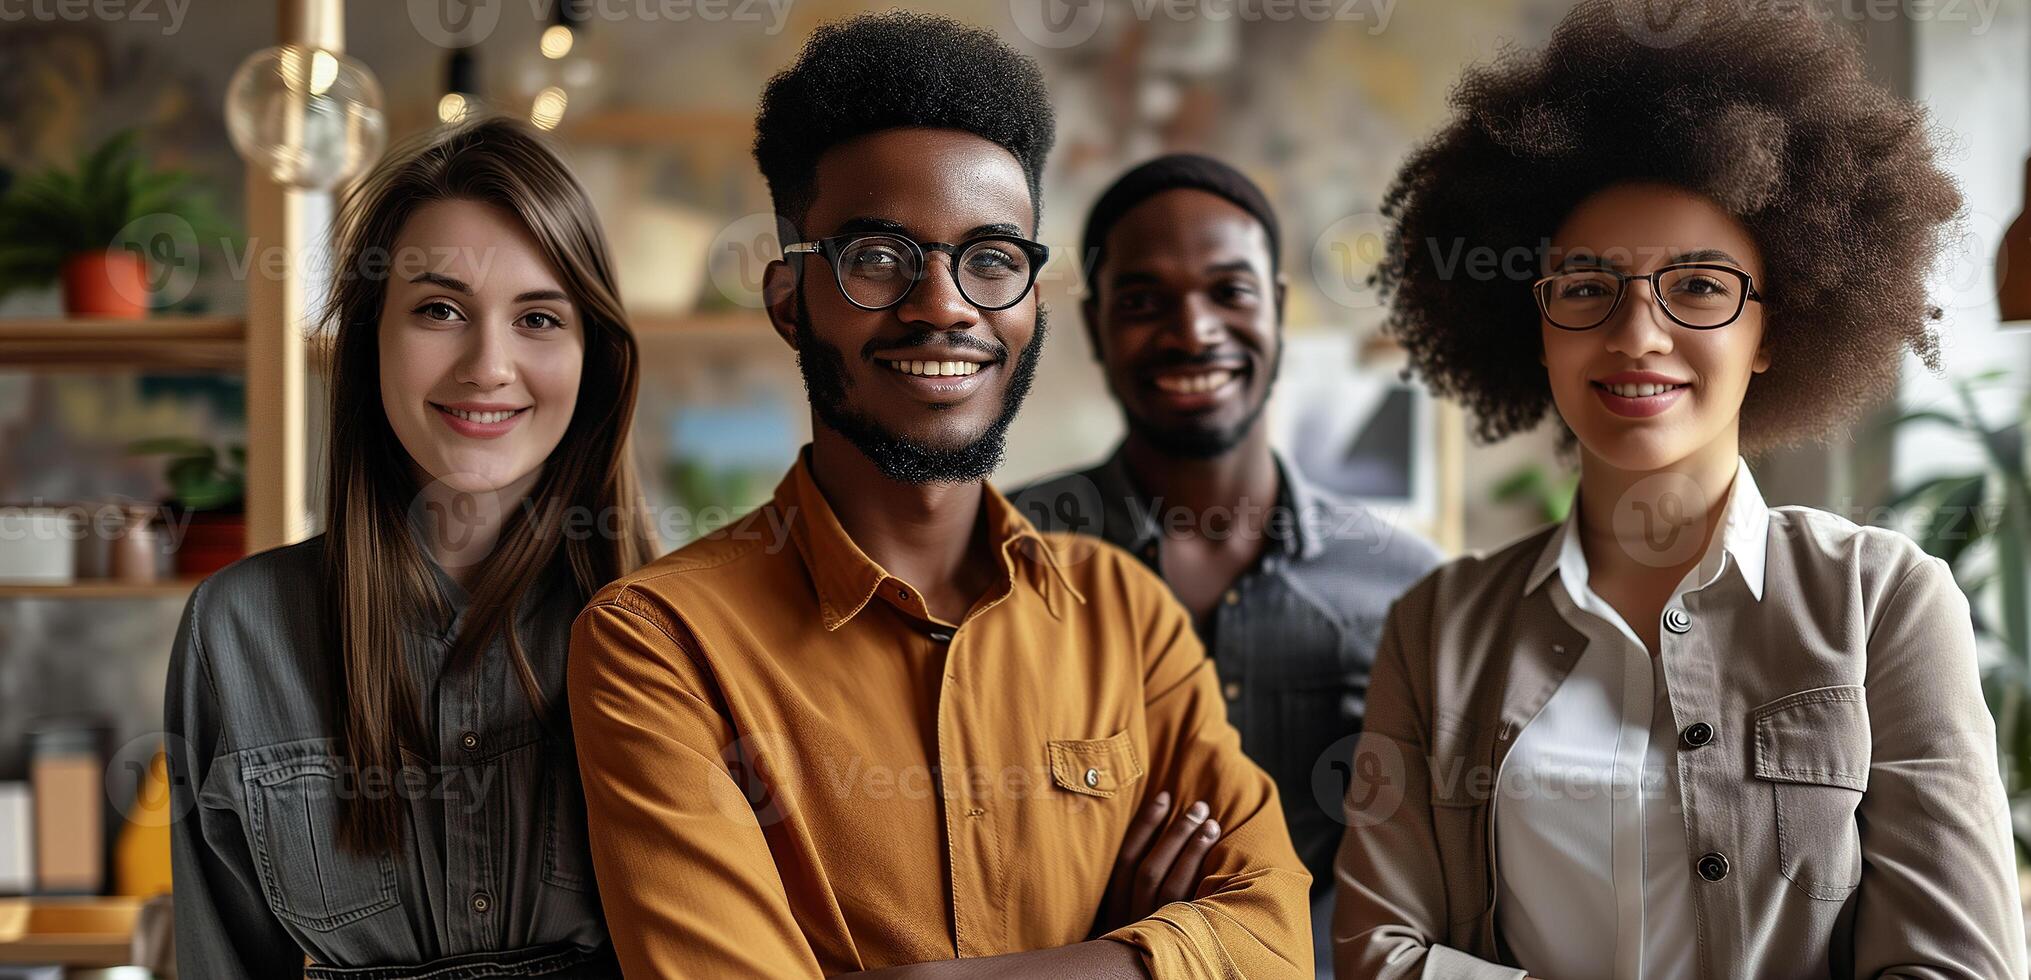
[1522,455,1770,603]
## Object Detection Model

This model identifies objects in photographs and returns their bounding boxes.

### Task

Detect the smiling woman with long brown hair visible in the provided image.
[165,116,654,979]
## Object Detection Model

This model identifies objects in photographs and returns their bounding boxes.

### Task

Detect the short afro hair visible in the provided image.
[1377,0,1962,452]
[753,11,1055,234]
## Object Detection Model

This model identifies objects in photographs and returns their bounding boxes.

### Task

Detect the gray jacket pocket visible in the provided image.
[1751,685,1870,901]
[244,754,401,931]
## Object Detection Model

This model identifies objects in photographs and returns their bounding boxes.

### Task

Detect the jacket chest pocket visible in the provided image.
[243,757,401,931]
[1751,686,1870,901]
[542,744,595,893]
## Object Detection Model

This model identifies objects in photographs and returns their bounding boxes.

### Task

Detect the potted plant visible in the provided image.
[0,130,228,318]
[1880,370,2031,864]
[127,437,246,577]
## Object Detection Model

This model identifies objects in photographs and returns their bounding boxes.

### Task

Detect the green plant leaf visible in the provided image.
[126,436,215,457]
[1886,472,1982,512]
[0,129,233,285]
[1880,408,1970,435]
[1919,475,1990,570]
[174,473,242,511]
[1492,467,1545,501]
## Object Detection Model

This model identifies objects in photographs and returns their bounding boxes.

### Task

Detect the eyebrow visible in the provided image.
[409,272,569,304]
[830,217,1027,239]
[1555,249,1748,271]
[1107,259,1263,289]
[1669,248,1745,266]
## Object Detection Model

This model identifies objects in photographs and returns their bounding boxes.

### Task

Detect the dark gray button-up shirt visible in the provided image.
[1013,446,1444,978]
[165,536,619,979]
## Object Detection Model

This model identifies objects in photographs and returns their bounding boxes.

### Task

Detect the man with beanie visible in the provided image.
[1016,154,1444,978]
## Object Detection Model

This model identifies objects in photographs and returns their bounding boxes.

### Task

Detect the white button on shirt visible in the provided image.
[1494,458,1770,980]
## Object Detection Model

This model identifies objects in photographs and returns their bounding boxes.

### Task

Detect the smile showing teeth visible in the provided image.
[440,406,523,424]
[1598,382,1687,398]
[1154,370,1237,395]
[882,359,982,377]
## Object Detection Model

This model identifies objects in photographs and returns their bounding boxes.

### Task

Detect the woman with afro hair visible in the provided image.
[1331,2,2026,978]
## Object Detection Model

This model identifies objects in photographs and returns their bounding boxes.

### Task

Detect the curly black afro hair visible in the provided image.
[1377,0,1962,452]
[753,11,1056,234]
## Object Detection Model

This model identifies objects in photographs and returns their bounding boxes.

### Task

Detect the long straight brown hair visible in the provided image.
[321,117,656,852]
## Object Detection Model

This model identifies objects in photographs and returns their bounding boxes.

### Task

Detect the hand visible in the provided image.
[1092,791,1222,935]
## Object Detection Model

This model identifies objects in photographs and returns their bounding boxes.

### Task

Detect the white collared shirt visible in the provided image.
[1494,457,1770,980]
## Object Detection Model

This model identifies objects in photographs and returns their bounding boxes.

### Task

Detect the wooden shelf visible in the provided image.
[0,578,202,599]
[0,316,246,371]
[0,896,142,967]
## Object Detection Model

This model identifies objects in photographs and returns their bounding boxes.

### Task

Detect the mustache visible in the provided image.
[1138,350,1250,372]
[862,330,1007,363]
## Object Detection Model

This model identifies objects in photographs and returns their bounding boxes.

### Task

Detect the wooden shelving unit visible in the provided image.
[0,579,202,600]
[0,896,144,967]
[0,316,247,371]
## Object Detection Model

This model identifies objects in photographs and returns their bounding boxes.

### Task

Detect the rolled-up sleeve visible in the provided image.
[1331,596,1523,980]
[1850,556,2028,977]
[568,591,826,979]
[1100,586,1315,978]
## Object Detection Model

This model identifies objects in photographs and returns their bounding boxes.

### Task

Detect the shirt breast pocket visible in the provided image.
[243,755,401,932]
[1751,685,1871,901]
[1043,728,1148,895]
[1047,728,1146,802]
[543,745,595,893]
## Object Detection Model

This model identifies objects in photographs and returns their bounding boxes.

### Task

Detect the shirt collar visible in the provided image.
[1093,443,1312,562]
[411,547,570,642]
[1523,456,1769,602]
[776,446,1086,631]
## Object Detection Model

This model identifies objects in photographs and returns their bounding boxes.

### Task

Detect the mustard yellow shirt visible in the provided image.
[568,450,1312,977]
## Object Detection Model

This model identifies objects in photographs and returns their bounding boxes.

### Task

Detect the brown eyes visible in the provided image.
[408,302,566,331]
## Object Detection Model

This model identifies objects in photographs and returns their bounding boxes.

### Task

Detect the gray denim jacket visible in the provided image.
[165,536,619,979]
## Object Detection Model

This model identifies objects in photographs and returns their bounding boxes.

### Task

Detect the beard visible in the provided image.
[1123,351,1279,460]
[793,292,1048,485]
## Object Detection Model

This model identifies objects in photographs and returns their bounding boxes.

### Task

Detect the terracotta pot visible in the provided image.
[60,250,149,319]
[2000,158,2031,323]
[172,510,245,578]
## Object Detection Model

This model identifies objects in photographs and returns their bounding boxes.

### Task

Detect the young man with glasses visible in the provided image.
[567,13,1311,979]
[1014,155,1444,979]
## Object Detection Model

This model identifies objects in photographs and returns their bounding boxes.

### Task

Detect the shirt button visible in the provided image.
[927,630,953,643]
[897,588,910,601]
[1697,852,1729,882]
[1223,680,1243,701]
[1223,589,1240,606]
[1663,608,1692,634]
[1084,767,1100,788]
[460,731,479,751]
[471,892,491,913]
[1681,722,1715,749]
